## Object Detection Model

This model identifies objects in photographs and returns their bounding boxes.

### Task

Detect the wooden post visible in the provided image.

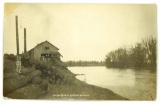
[24,28,27,53]
[15,16,19,55]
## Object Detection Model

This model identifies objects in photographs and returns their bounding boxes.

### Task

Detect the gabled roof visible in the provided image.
[28,40,59,53]
[36,40,59,50]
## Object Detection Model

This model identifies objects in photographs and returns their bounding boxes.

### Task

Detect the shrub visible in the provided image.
[8,54,16,61]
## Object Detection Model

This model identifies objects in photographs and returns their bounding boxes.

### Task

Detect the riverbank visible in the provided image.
[3,58,128,100]
[39,79,128,100]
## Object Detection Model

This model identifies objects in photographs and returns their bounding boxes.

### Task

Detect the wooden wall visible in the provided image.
[31,41,59,62]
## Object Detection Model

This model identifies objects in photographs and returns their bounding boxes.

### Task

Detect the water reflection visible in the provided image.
[69,66,156,100]
[69,67,135,86]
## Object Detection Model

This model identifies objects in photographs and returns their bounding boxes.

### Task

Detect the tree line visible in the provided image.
[65,61,105,66]
[105,36,157,69]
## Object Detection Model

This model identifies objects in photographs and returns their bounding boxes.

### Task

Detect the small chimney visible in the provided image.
[15,16,19,55]
[24,28,27,53]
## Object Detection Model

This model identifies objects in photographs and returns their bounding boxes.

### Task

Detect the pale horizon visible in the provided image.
[3,3,157,61]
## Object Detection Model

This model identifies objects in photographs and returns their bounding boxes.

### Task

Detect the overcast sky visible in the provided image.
[3,3,157,61]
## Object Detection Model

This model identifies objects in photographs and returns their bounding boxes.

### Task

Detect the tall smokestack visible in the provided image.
[15,16,19,55]
[24,28,27,53]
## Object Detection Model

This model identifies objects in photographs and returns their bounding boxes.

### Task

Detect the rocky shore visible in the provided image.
[3,56,128,100]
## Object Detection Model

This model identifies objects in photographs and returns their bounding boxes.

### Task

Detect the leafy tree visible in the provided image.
[105,36,157,69]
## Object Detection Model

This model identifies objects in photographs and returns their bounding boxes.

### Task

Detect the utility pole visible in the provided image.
[15,16,19,56]
[15,16,21,73]
[24,28,27,53]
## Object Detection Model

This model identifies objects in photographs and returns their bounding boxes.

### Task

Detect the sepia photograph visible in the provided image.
[3,3,157,100]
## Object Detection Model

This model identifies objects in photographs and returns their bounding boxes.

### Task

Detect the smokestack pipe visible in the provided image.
[15,16,19,56]
[24,28,27,53]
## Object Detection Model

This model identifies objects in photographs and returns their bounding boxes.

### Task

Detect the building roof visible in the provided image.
[28,40,63,57]
[28,40,59,52]
[36,40,59,50]
[50,52,63,57]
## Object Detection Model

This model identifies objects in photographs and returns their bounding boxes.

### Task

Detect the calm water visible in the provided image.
[68,66,156,100]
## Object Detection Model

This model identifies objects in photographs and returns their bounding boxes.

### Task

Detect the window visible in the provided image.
[41,54,51,58]
[45,47,49,50]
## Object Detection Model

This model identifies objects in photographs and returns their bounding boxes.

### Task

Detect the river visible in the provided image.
[68,66,156,100]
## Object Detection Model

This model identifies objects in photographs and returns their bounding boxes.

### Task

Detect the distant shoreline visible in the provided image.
[67,65,105,67]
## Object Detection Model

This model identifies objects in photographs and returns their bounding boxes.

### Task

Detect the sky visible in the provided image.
[3,3,157,61]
